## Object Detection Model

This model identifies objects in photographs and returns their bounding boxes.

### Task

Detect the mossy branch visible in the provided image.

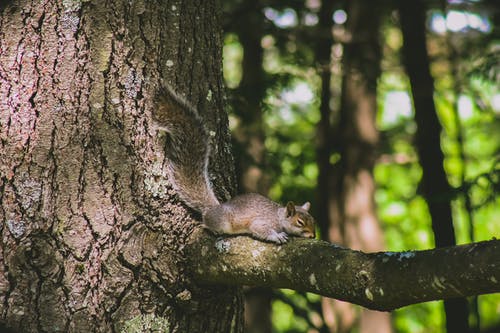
[186,230,500,311]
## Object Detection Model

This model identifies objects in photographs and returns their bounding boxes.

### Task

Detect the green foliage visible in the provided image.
[264,82,319,204]
[272,299,309,332]
[223,1,499,332]
[394,302,444,333]
[223,33,243,89]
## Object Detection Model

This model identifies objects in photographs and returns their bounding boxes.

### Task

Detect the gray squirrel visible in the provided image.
[152,87,316,244]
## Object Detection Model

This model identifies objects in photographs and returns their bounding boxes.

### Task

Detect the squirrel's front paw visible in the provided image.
[267,231,288,244]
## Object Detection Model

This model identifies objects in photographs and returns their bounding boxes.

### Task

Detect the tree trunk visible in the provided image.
[0,1,241,332]
[229,3,272,333]
[322,1,392,332]
[315,0,335,242]
[398,1,470,332]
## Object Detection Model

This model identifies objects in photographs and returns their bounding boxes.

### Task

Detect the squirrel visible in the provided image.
[152,86,316,244]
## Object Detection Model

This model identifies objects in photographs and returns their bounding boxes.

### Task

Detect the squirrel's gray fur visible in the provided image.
[153,86,219,212]
[153,86,316,244]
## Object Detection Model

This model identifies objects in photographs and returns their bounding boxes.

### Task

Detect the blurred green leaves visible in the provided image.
[222,1,499,331]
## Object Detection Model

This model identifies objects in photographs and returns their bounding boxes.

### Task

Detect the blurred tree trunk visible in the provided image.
[315,0,336,243]
[442,4,480,328]
[318,1,392,332]
[228,3,272,333]
[231,2,269,196]
[398,1,470,332]
[0,1,241,332]
[313,1,336,331]
[313,0,339,329]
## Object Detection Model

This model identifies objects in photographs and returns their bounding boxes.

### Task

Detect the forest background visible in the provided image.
[221,0,499,332]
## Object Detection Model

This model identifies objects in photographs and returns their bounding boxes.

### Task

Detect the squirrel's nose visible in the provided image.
[303,230,315,239]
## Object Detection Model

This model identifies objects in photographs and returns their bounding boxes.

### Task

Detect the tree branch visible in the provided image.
[186,230,500,311]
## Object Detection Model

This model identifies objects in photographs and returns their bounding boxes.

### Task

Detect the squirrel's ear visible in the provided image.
[301,202,311,211]
[286,201,296,217]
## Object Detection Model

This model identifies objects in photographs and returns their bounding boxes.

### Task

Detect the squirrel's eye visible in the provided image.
[297,218,304,227]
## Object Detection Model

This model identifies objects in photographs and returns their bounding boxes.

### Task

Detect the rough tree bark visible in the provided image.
[398,1,470,332]
[0,1,240,332]
[187,235,500,311]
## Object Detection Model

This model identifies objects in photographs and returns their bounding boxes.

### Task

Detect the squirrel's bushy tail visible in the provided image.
[154,87,220,213]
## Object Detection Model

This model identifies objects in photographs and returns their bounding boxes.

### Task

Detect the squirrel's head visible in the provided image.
[285,201,316,239]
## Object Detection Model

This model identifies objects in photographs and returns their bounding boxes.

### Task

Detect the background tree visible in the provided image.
[321,1,392,332]
[399,1,470,331]
[223,1,273,332]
